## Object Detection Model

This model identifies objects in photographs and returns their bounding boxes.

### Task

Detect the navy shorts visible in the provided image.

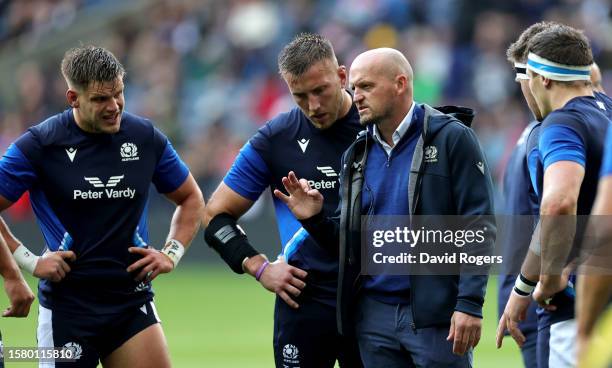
[273,295,362,368]
[37,300,160,367]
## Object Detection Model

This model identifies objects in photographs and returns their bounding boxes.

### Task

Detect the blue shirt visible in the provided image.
[0,109,189,314]
[224,103,363,305]
[361,104,423,304]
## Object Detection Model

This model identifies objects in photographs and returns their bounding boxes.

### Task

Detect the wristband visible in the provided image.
[255,261,270,281]
[161,239,185,268]
[13,244,40,275]
[514,273,537,296]
[242,253,268,273]
[204,213,259,274]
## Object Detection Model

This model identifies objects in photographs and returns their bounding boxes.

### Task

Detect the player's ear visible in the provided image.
[66,89,79,108]
[337,65,347,87]
[542,76,552,88]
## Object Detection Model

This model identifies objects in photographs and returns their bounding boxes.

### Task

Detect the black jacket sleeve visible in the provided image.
[300,210,340,255]
[449,126,496,318]
[299,145,355,255]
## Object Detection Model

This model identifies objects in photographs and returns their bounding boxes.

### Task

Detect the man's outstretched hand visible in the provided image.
[273,171,324,220]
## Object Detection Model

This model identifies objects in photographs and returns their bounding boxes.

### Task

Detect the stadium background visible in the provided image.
[0,0,610,366]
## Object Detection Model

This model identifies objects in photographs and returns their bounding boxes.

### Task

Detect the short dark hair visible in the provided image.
[506,21,558,63]
[278,33,337,76]
[61,46,125,90]
[527,24,593,67]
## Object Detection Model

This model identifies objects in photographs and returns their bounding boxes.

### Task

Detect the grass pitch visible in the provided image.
[0,266,522,367]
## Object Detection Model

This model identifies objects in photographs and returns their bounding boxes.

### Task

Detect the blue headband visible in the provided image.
[527,53,591,81]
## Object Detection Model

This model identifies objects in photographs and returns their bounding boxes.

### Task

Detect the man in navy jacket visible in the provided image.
[276,48,495,367]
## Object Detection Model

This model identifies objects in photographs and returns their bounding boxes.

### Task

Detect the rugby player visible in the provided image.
[495,21,555,368]
[203,34,363,368]
[498,24,611,367]
[0,46,203,367]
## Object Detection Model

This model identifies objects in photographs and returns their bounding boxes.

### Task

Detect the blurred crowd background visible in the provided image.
[0,0,610,238]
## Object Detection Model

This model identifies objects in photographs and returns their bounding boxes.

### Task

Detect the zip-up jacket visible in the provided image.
[301,103,496,335]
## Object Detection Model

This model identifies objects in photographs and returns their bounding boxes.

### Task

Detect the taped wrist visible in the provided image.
[513,273,537,296]
[204,213,258,274]
[13,244,40,275]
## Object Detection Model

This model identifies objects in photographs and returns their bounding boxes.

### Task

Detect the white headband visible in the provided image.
[514,62,529,81]
[526,52,591,81]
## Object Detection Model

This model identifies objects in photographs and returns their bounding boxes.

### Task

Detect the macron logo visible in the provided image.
[297,138,309,153]
[596,101,606,111]
[316,166,337,177]
[476,161,485,175]
[66,147,77,162]
[84,175,125,188]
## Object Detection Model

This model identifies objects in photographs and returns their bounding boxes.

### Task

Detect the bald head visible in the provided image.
[591,62,604,93]
[349,48,414,132]
[351,48,413,83]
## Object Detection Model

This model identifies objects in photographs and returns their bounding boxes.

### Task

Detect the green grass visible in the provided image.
[0,266,522,367]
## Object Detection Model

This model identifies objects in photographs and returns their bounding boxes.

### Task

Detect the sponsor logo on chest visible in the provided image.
[306,166,338,190]
[73,175,136,200]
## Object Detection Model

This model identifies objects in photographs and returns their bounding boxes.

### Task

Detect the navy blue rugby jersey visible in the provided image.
[224,104,362,305]
[527,92,611,198]
[595,91,612,112]
[0,109,189,314]
[497,121,540,333]
[528,95,610,213]
[527,95,610,327]
[503,122,540,217]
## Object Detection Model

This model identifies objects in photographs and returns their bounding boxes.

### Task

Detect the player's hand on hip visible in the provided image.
[447,311,481,355]
[274,171,324,220]
[496,290,531,348]
[127,246,174,282]
[34,250,76,282]
[2,275,35,317]
[533,265,572,310]
[259,256,307,309]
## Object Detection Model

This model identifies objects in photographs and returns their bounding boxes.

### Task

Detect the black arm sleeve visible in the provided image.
[204,213,259,274]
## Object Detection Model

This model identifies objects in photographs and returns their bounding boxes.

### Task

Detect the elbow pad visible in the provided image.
[204,213,259,274]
